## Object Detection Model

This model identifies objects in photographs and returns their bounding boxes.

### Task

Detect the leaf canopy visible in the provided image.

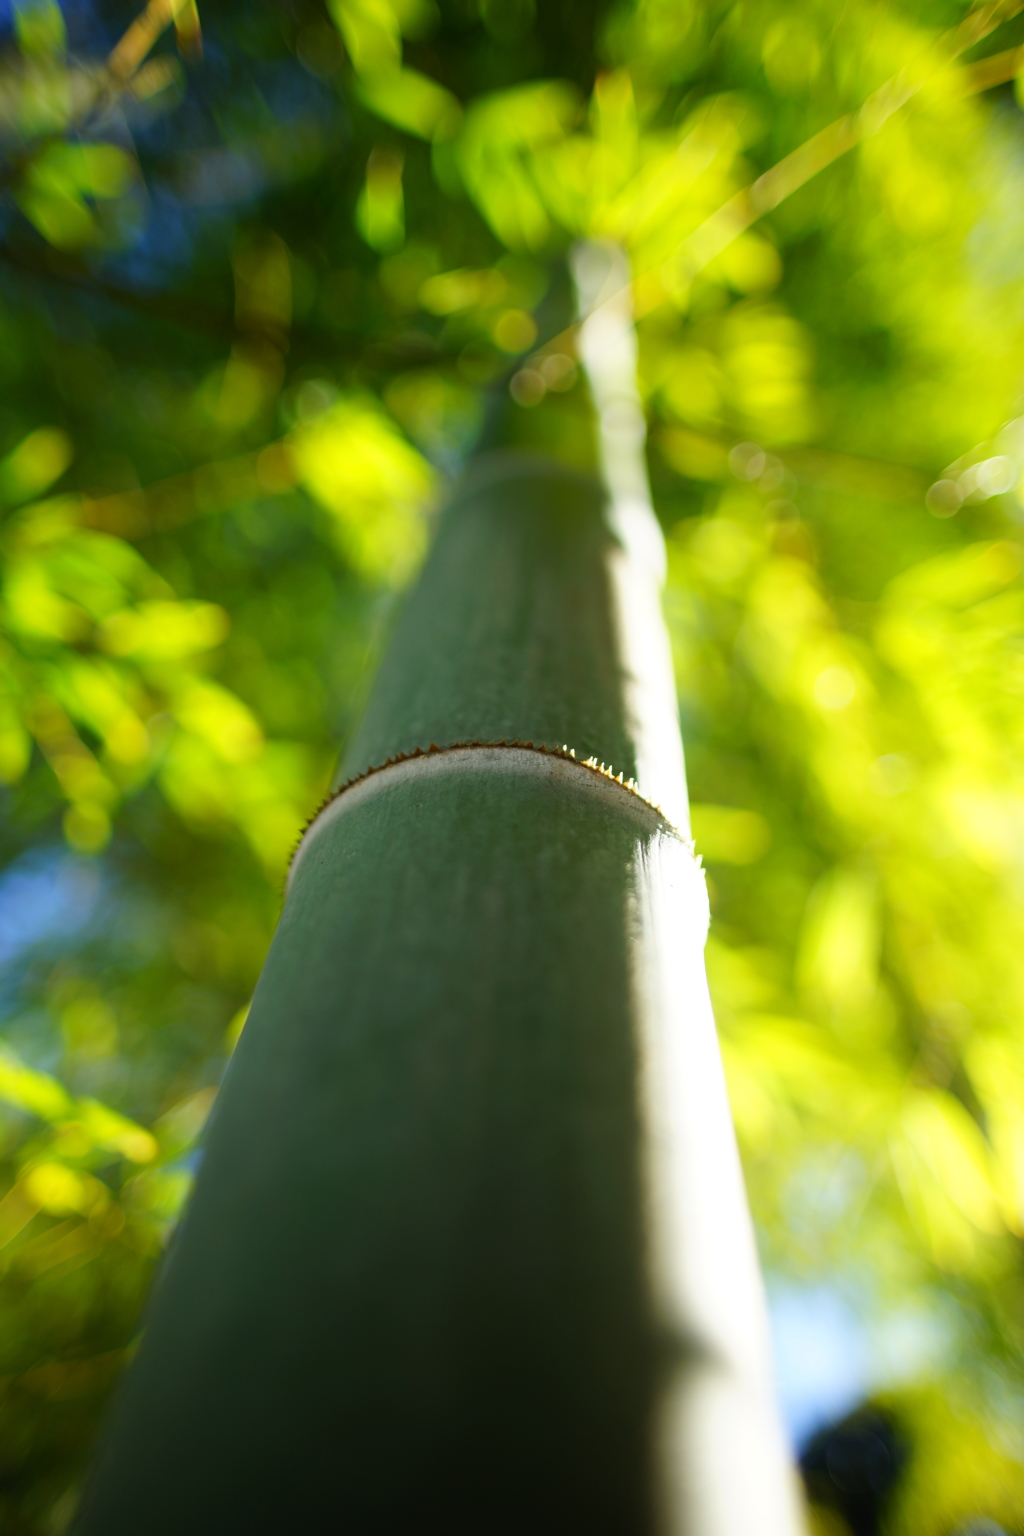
[3,0,1024,1527]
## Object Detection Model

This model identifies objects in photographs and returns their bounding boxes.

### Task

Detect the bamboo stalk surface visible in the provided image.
[73,455,802,1535]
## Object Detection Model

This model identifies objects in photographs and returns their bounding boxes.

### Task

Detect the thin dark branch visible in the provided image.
[0,239,447,376]
[0,238,245,343]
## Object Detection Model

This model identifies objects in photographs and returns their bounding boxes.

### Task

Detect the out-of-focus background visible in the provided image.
[2,0,1024,1529]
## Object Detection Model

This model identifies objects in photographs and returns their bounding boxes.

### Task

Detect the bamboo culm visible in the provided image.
[73,454,803,1535]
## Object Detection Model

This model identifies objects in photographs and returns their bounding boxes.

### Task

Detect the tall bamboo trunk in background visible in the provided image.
[73,246,804,1535]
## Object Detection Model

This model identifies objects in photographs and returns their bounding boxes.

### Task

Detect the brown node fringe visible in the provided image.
[289,738,692,871]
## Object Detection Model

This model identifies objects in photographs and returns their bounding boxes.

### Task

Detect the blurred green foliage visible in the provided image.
[3,0,1024,1529]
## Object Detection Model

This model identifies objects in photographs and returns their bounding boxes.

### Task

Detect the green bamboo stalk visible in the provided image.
[73,269,803,1534]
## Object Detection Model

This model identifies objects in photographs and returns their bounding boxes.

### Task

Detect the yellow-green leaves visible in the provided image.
[0,428,72,506]
[667,446,1024,1307]
[330,0,401,76]
[4,0,197,250]
[0,1044,213,1319]
[73,1099,158,1164]
[356,148,405,252]
[172,678,262,766]
[16,141,136,249]
[21,1162,107,1218]
[0,1049,156,1163]
[893,1088,1005,1269]
[0,679,31,786]
[419,266,509,315]
[964,1034,1024,1237]
[0,1053,72,1123]
[797,866,884,1038]
[0,502,290,860]
[358,68,461,142]
[454,82,580,251]
[0,384,431,873]
[444,76,760,280]
[885,1384,1024,1536]
[690,803,771,864]
[330,0,460,149]
[720,309,815,445]
[97,601,229,662]
[213,232,292,430]
[13,0,66,60]
[289,396,433,582]
[762,16,822,96]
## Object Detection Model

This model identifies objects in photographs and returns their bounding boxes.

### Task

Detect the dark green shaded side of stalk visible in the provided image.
[340,457,637,783]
